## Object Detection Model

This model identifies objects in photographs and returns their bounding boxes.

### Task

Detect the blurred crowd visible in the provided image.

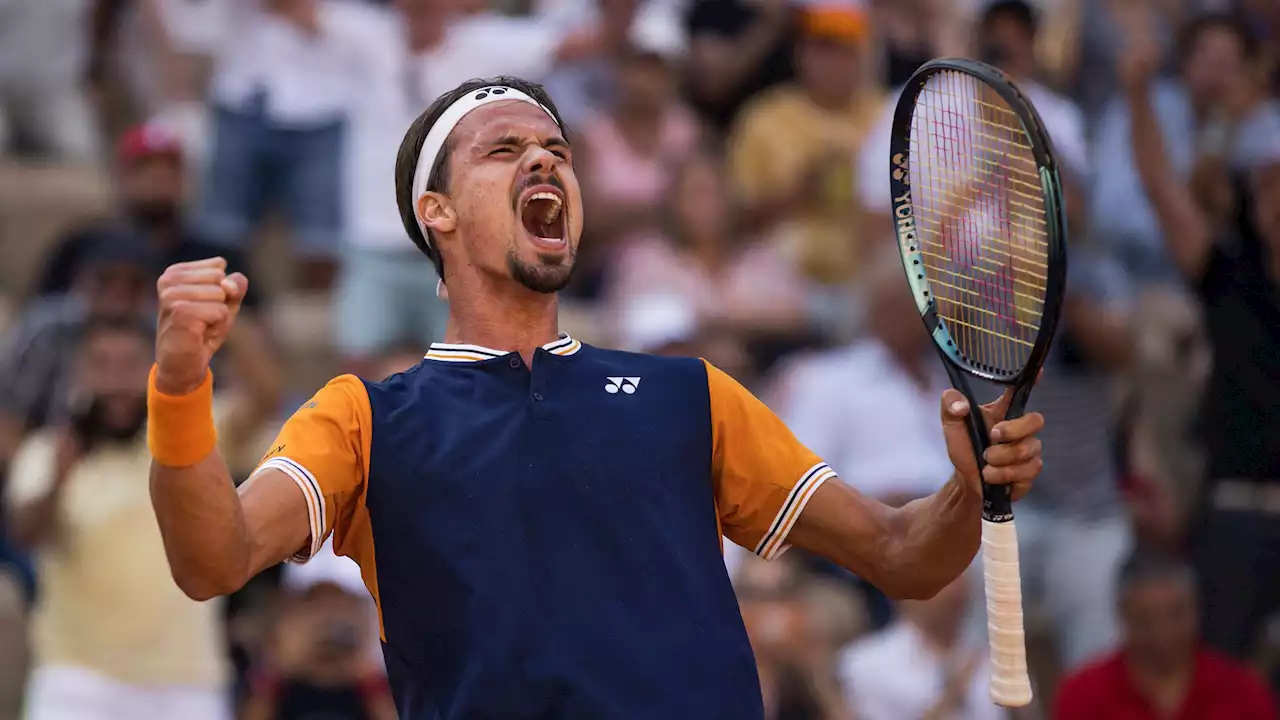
[0,0,1278,718]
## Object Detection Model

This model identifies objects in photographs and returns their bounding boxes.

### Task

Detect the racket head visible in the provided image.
[888,58,1067,389]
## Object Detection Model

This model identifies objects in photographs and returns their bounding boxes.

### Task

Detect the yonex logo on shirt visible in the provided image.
[605,377,641,395]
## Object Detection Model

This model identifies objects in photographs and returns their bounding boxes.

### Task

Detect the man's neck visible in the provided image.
[442,278,562,365]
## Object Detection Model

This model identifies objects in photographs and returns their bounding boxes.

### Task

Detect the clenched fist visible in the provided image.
[155,258,248,395]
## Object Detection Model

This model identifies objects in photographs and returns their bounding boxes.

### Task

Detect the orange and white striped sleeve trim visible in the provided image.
[704,360,837,560]
[250,374,372,563]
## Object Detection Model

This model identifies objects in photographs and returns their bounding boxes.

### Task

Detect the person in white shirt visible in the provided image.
[8,317,279,720]
[330,0,600,373]
[774,250,952,509]
[840,572,1001,720]
[172,0,355,291]
[772,250,952,630]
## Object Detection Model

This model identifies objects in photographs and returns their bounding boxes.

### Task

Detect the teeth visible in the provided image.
[528,191,563,222]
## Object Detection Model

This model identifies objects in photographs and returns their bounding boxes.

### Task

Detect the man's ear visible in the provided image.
[417,192,457,235]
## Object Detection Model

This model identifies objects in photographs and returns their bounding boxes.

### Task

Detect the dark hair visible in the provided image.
[1116,548,1195,599]
[393,76,567,281]
[1176,12,1259,66]
[980,0,1038,37]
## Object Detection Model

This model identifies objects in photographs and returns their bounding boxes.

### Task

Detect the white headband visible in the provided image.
[410,85,557,247]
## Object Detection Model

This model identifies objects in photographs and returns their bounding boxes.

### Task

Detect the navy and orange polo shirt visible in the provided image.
[252,335,838,719]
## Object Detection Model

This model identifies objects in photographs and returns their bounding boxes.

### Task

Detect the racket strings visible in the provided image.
[908,70,1049,376]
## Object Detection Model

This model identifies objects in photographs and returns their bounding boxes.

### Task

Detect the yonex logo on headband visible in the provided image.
[410,85,559,249]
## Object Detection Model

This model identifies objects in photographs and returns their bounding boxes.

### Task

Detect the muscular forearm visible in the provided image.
[880,474,982,599]
[793,474,981,601]
[150,451,253,600]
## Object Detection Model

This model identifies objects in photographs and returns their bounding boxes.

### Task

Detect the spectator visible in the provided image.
[683,0,796,132]
[1055,550,1276,719]
[0,0,99,163]
[542,0,643,128]
[0,235,155,470]
[869,0,971,88]
[605,150,809,354]
[574,30,700,295]
[5,316,276,720]
[773,249,951,629]
[1070,0,1184,122]
[735,555,850,720]
[774,249,950,508]
[857,0,1090,251]
[243,541,394,720]
[728,2,882,305]
[840,573,1000,720]
[35,122,260,316]
[160,0,355,292]
[1090,9,1280,285]
[1122,15,1280,663]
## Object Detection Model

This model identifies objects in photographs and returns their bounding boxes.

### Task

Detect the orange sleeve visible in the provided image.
[251,374,372,563]
[705,360,838,560]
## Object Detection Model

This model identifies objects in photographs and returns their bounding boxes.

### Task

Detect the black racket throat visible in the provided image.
[941,358,1035,523]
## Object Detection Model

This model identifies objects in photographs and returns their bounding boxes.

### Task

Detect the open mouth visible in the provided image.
[519,189,566,246]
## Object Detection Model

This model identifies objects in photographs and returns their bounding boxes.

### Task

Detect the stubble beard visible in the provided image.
[507,244,576,294]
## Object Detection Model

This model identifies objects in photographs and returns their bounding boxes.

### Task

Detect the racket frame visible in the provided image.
[888,57,1068,521]
[888,58,1069,709]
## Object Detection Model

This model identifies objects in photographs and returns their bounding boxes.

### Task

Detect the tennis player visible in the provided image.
[147,76,1045,719]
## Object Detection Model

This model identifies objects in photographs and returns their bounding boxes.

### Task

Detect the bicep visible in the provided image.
[238,467,314,576]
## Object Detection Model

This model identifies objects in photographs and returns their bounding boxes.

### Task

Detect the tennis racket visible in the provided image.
[888,58,1067,708]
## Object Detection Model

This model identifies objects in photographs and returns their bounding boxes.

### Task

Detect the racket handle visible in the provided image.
[981,518,1032,708]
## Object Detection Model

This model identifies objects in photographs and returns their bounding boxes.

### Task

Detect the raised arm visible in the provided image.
[706,361,1043,600]
[1118,22,1214,280]
[149,259,367,600]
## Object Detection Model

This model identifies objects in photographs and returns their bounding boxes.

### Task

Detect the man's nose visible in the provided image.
[521,146,560,175]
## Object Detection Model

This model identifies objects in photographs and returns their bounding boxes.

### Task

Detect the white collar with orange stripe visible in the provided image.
[423,334,582,363]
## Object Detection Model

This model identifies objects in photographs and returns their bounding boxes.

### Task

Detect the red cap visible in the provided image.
[116,122,183,166]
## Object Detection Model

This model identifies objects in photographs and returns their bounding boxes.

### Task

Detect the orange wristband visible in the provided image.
[147,365,217,467]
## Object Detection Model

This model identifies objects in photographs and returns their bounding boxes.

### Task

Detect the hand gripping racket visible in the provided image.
[888,58,1067,707]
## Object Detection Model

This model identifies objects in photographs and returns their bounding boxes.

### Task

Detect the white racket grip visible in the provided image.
[981,518,1033,707]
